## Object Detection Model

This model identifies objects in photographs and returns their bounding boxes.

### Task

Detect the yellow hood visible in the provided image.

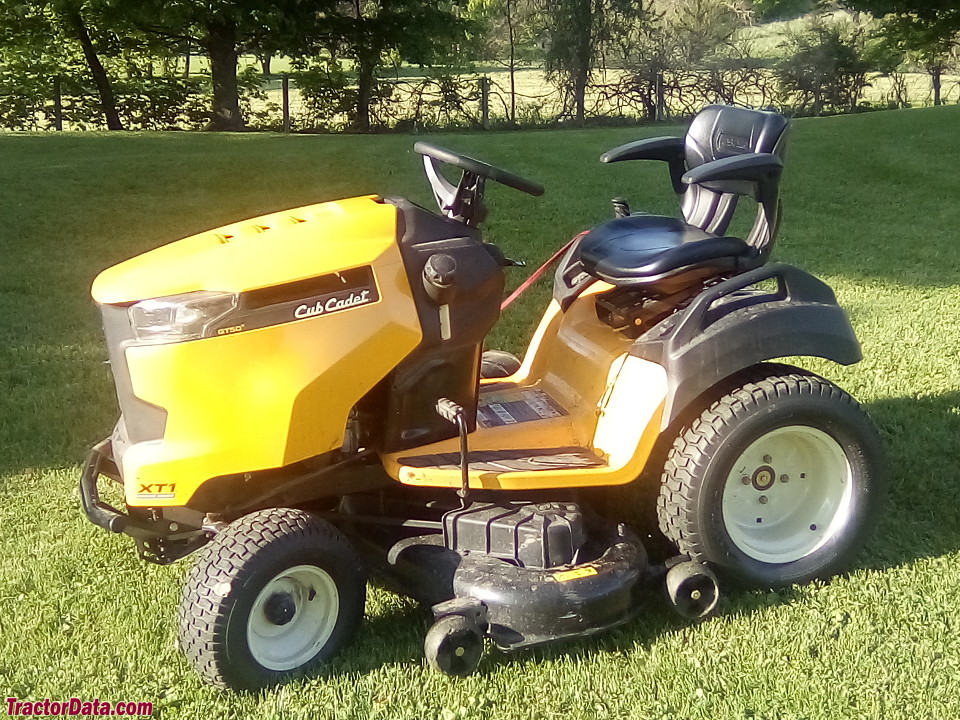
[92,195,399,304]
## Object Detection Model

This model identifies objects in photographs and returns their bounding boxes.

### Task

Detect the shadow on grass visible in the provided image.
[857,392,960,573]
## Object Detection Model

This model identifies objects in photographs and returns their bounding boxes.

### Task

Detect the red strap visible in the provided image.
[500,232,588,312]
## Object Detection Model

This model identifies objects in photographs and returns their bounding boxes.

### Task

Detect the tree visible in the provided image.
[0,0,124,129]
[298,1,473,132]
[608,0,750,121]
[107,0,335,130]
[540,0,642,125]
[776,14,872,115]
[844,0,960,105]
[467,0,541,124]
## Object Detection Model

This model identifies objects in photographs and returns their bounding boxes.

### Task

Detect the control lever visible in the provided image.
[436,398,470,507]
[482,243,526,269]
[612,197,630,218]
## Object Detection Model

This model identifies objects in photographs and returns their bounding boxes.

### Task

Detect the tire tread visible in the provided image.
[656,367,878,586]
[178,507,364,690]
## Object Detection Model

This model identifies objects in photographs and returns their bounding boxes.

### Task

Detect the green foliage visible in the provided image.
[776,15,873,115]
[752,0,818,22]
[540,0,645,122]
[293,60,357,131]
[110,76,207,129]
[0,70,52,130]
[236,65,280,128]
[295,0,474,131]
[466,0,543,66]
[603,0,753,121]
[846,0,960,105]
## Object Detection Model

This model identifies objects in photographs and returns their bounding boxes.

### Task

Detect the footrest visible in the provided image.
[398,446,605,473]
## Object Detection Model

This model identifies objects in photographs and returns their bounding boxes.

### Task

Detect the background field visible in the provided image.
[1,106,959,718]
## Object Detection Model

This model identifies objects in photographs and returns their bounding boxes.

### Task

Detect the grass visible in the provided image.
[1,106,960,718]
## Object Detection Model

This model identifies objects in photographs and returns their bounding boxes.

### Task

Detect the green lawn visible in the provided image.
[1,107,959,719]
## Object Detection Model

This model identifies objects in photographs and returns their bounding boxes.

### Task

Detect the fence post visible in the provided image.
[282,73,291,133]
[480,76,490,130]
[52,75,63,131]
[655,71,665,122]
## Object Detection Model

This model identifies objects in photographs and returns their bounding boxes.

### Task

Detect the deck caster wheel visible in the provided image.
[424,615,484,677]
[665,559,719,619]
[177,507,366,691]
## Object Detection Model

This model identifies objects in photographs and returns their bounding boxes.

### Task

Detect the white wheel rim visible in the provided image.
[246,564,339,671]
[721,425,854,564]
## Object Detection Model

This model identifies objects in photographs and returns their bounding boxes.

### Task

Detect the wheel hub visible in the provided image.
[751,465,776,491]
[263,592,296,626]
[246,565,340,672]
[722,425,854,564]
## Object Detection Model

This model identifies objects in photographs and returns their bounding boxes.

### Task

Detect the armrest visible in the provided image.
[600,136,686,194]
[682,153,783,205]
[600,136,684,164]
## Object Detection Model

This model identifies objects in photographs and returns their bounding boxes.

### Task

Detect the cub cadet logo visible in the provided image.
[295,289,373,319]
[717,132,750,152]
[137,482,176,499]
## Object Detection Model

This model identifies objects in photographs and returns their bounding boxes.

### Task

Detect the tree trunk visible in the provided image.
[205,19,245,131]
[356,53,376,132]
[932,66,942,106]
[572,0,592,126]
[506,0,516,124]
[62,8,123,130]
[258,53,273,76]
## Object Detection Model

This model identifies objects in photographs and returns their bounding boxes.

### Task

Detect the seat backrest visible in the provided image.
[681,105,789,255]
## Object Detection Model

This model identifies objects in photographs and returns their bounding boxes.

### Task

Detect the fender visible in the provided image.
[629,263,861,429]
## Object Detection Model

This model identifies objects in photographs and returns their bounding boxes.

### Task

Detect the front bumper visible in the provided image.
[80,438,210,564]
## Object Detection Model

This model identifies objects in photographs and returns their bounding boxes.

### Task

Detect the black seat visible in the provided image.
[579,105,790,290]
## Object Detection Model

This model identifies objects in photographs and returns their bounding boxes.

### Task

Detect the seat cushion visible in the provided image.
[578,214,750,286]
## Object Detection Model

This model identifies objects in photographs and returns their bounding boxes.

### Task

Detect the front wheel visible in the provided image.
[657,368,885,588]
[178,507,366,690]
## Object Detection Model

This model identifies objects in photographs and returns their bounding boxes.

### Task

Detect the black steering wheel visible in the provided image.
[414,141,544,226]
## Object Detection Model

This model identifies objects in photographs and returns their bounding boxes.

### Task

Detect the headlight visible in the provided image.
[128,291,238,345]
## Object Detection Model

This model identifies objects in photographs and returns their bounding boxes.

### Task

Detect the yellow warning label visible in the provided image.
[553,567,598,582]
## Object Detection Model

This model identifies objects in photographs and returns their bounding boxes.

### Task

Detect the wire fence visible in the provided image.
[2,66,958,133]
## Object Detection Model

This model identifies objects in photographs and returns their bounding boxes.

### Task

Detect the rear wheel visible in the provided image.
[657,368,885,588]
[178,507,366,690]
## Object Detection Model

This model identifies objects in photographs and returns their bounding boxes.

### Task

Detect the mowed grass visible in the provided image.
[1,107,960,719]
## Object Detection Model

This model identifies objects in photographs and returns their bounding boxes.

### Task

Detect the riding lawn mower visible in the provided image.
[80,104,884,690]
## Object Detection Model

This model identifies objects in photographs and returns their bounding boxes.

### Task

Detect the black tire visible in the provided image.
[657,368,885,589]
[424,615,484,677]
[178,507,366,691]
[480,350,522,379]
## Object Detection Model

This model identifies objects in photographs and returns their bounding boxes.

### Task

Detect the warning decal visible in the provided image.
[553,566,598,582]
[477,388,567,429]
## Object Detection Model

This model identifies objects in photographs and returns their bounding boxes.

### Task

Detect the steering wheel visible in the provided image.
[414,141,544,226]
